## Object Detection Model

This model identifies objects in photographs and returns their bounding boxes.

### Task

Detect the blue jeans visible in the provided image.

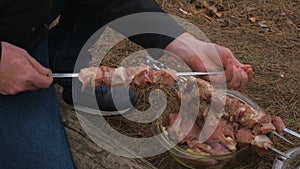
[0,40,75,169]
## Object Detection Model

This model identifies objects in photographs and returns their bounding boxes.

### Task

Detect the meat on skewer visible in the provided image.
[78,65,178,91]
[272,116,286,135]
[235,128,273,149]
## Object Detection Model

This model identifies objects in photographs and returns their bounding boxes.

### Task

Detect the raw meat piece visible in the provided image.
[235,128,255,144]
[252,135,273,150]
[167,113,201,143]
[272,116,286,135]
[78,67,103,91]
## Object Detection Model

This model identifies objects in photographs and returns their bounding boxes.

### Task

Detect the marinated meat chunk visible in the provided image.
[235,128,255,144]
[205,118,237,151]
[272,116,286,135]
[78,67,103,91]
[225,98,244,118]
[258,114,272,124]
[252,135,273,150]
[168,113,184,142]
[188,140,230,155]
[253,123,276,135]
[260,123,276,134]
[167,113,201,143]
[239,105,265,128]
[195,78,215,100]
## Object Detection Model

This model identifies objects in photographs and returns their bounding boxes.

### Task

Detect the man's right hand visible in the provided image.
[0,42,53,95]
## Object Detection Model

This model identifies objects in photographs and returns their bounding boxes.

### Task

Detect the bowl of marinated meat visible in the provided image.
[75,65,288,168]
[152,78,287,169]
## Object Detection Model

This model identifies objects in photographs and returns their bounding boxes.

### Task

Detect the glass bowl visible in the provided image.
[152,90,260,169]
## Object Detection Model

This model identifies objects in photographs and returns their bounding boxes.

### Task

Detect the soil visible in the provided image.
[59,0,300,168]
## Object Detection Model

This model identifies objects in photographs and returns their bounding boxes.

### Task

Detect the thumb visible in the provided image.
[240,64,254,81]
[30,71,53,89]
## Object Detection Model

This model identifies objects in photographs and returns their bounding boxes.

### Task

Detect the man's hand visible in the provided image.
[0,42,53,95]
[165,33,253,91]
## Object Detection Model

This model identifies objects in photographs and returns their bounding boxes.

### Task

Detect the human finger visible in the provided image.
[244,66,254,81]
[237,69,249,91]
[247,68,254,81]
[30,71,53,89]
[226,65,241,89]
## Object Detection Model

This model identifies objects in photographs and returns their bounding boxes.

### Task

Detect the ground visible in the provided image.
[58,0,300,168]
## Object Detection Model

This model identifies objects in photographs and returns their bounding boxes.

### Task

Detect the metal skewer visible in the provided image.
[48,71,223,78]
[284,128,300,139]
[49,73,79,78]
[265,144,290,159]
[271,131,293,145]
[176,71,224,76]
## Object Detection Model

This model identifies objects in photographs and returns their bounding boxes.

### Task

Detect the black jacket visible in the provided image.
[0,0,185,53]
[0,0,53,50]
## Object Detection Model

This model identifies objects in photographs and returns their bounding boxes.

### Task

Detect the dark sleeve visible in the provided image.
[78,0,186,59]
